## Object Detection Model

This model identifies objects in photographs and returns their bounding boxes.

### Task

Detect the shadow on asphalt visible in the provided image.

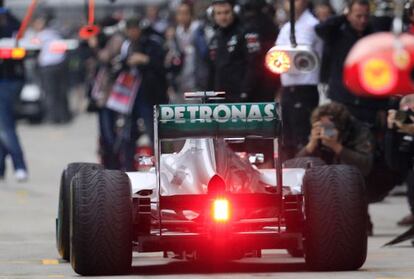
[131,261,307,275]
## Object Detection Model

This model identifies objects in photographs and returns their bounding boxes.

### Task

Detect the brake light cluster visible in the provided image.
[208,175,231,223]
[212,198,230,222]
[0,48,26,60]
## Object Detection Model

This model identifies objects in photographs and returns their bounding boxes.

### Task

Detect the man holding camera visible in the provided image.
[276,0,323,161]
[315,0,389,126]
[297,102,374,176]
[386,95,414,226]
[298,102,377,234]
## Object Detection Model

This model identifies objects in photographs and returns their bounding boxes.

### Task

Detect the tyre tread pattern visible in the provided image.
[57,162,102,261]
[71,169,132,276]
[304,165,367,271]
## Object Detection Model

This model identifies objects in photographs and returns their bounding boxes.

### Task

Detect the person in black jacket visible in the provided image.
[314,0,389,126]
[120,18,168,171]
[297,101,379,235]
[208,0,262,102]
[385,95,414,227]
[297,102,374,176]
[239,0,280,102]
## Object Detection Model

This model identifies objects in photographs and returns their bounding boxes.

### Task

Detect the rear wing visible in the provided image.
[155,102,281,140]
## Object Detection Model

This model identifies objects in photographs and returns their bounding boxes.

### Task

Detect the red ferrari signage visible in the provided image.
[344,32,414,97]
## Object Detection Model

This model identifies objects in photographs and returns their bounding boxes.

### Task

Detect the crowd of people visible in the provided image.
[0,0,413,231]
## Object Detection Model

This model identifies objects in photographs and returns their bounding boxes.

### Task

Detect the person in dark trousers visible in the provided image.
[120,18,168,171]
[208,0,262,102]
[0,7,28,182]
[276,0,323,161]
[385,95,414,227]
[315,1,399,235]
[86,18,125,170]
[171,1,204,100]
[33,13,71,124]
[236,0,280,165]
[314,0,389,126]
[239,0,280,102]
[313,1,335,86]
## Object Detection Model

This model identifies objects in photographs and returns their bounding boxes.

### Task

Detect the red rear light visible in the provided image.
[212,198,230,222]
[265,47,291,74]
[0,48,26,60]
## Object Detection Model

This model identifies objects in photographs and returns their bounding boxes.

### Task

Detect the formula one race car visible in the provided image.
[56,94,368,276]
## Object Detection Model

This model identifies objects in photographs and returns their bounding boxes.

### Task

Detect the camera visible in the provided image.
[316,122,338,157]
[395,110,414,124]
[394,110,414,153]
[321,122,337,138]
[399,134,414,153]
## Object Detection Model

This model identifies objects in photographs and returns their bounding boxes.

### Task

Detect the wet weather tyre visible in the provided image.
[283,157,325,258]
[56,163,102,261]
[283,157,325,169]
[304,165,367,271]
[70,169,132,276]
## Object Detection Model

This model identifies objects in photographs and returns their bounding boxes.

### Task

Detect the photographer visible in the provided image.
[385,95,414,226]
[297,102,374,176]
[297,102,378,234]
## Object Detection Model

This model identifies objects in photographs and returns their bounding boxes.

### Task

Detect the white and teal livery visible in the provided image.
[157,103,281,139]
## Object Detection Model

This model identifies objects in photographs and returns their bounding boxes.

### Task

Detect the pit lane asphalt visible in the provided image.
[0,113,413,279]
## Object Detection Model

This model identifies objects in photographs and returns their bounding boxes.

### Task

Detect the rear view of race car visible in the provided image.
[56,99,368,276]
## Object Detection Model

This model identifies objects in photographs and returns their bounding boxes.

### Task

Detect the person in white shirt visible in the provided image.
[33,13,71,124]
[275,0,323,160]
[174,1,200,99]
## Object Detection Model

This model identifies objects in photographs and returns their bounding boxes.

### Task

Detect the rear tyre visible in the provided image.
[304,165,367,271]
[284,157,325,258]
[283,157,325,169]
[70,169,132,275]
[56,163,102,261]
